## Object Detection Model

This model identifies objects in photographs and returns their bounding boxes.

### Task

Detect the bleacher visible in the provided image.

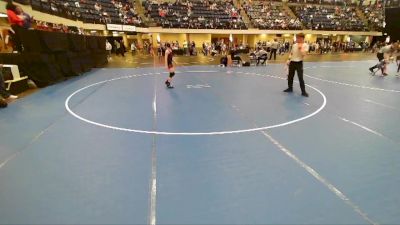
[361,4,384,31]
[30,0,144,26]
[244,1,302,30]
[8,0,385,32]
[291,5,367,31]
[144,0,247,29]
[287,0,357,6]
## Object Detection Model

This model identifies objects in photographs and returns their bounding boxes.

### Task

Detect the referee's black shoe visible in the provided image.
[283,88,293,92]
[302,92,309,97]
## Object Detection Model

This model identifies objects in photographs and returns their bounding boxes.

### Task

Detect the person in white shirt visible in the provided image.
[256,48,268,65]
[283,33,309,97]
[106,40,112,57]
[269,39,279,60]
[131,42,137,55]
[266,40,272,52]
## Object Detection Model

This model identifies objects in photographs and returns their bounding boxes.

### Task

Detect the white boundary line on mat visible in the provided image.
[65,72,327,136]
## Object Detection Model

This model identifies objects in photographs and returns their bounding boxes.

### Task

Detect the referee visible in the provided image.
[284,33,309,97]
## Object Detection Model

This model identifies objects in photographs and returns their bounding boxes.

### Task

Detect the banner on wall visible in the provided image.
[122,25,136,32]
[106,24,123,31]
[106,24,136,32]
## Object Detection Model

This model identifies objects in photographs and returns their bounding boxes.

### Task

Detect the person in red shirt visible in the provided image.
[6,2,24,52]
[6,2,23,27]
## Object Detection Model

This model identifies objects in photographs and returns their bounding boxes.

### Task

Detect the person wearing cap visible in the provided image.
[283,33,309,97]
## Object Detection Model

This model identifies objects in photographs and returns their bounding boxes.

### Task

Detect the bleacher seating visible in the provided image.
[30,0,145,26]
[287,0,356,6]
[361,4,384,31]
[291,5,367,31]
[144,0,247,29]
[10,0,385,32]
[243,1,302,30]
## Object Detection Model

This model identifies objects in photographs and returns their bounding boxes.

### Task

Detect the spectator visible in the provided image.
[270,39,279,60]
[106,40,112,58]
[131,42,137,55]
[94,3,102,11]
[6,2,25,52]
[6,2,23,27]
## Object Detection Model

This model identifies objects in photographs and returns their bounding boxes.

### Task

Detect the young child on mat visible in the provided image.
[165,43,175,88]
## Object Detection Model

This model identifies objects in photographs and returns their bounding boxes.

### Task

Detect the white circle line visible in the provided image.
[305,73,400,93]
[65,72,327,136]
[303,66,400,93]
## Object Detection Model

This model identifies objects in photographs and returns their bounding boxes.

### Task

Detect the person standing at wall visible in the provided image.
[270,39,279,60]
[106,40,112,59]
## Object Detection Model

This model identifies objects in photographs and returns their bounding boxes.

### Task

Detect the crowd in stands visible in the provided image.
[156,41,194,55]
[6,0,88,34]
[384,0,400,7]
[307,40,370,53]
[34,20,82,33]
[361,3,384,31]
[243,1,302,30]
[288,0,357,6]
[291,5,367,31]
[5,0,389,32]
[30,0,144,26]
[144,0,247,29]
[148,39,250,57]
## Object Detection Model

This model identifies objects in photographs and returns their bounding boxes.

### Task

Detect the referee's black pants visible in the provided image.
[288,61,306,93]
[269,49,277,60]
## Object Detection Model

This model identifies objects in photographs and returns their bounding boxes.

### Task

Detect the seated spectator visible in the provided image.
[94,3,102,11]
[255,47,268,65]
